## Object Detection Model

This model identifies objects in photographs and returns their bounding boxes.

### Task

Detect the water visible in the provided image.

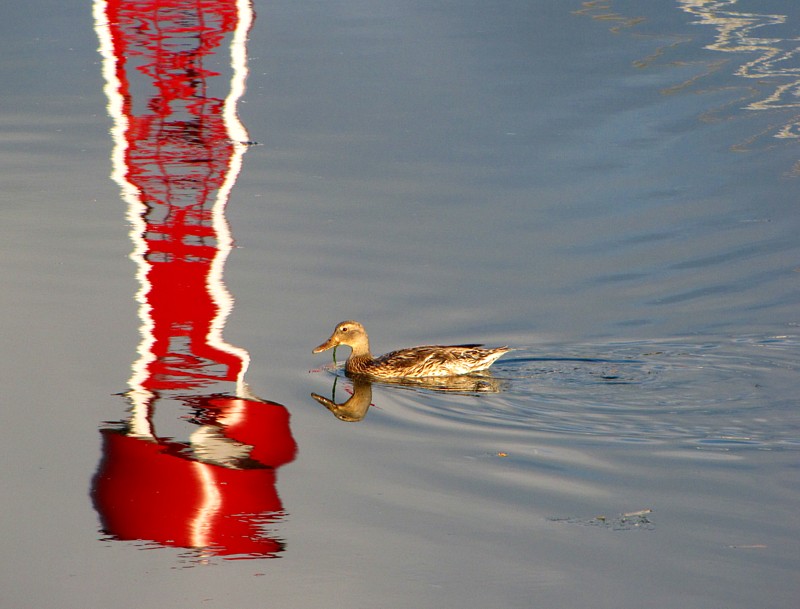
[1,1,799,608]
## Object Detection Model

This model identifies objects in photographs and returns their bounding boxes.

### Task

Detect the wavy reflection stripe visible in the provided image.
[679,0,800,114]
[207,0,255,395]
[92,0,156,396]
[190,461,223,550]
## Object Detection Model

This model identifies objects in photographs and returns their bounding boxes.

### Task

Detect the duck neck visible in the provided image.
[348,341,373,360]
[346,338,374,371]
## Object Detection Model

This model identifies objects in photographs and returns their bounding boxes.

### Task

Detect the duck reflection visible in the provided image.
[311,372,506,422]
[91,0,296,561]
[377,372,507,393]
[311,378,374,422]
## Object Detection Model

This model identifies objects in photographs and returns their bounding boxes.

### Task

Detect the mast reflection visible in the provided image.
[91,0,296,561]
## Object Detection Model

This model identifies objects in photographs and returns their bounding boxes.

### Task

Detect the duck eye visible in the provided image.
[340,326,349,333]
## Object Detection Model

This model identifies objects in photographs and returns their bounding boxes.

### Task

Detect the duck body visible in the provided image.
[313,320,511,379]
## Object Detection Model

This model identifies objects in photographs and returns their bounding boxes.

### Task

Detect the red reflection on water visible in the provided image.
[94,396,295,558]
[91,0,297,561]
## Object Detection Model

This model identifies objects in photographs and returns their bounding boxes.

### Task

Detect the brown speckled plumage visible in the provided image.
[312,320,511,379]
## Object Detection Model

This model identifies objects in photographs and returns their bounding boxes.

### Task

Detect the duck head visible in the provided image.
[312,320,371,356]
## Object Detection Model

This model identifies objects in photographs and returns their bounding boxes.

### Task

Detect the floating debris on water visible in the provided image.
[549,508,655,531]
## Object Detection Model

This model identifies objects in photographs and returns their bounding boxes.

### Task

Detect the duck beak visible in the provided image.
[312,336,337,354]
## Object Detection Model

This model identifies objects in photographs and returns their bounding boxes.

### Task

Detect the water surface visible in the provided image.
[1,1,798,608]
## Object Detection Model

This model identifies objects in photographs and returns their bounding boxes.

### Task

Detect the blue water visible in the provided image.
[1,1,798,608]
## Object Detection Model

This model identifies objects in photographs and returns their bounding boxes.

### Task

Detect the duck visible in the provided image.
[312,320,511,379]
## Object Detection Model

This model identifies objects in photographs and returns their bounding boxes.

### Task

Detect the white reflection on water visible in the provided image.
[580,0,800,156]
[679,1,800,120]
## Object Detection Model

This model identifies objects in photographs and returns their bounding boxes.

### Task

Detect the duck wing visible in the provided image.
[371,345,508,378]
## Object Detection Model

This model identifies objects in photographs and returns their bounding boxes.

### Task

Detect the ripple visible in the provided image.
[388,335,800,450]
